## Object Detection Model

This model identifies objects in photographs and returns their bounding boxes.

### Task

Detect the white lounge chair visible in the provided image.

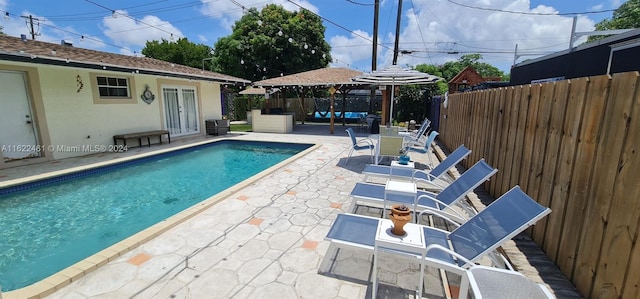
[463,265,556,298]
[350,159,497,224]
[362,144,471,189]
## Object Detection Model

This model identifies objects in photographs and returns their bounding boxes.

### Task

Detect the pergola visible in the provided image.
[251,67,374,134]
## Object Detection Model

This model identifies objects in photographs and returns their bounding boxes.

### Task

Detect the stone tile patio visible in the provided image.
[0,124,581,298]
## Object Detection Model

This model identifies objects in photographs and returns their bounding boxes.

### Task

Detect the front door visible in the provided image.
[162,86,199,136]
[0,71,40,161]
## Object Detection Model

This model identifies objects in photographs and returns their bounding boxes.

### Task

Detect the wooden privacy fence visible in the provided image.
[438,71,640,299]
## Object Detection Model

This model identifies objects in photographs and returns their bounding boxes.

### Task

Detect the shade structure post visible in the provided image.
[390,80,395,125]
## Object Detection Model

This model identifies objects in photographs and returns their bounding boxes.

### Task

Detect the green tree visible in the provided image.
[142,38,213,70]
[414,64,448,95]
[211,4,331,81]
[394,84,438,123]
[393,54,507,122]
[413,54,508,94]
[589,0,640,42]
[437,54,506,81]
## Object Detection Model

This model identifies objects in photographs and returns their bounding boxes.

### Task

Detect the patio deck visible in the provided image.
[0,123,582,298]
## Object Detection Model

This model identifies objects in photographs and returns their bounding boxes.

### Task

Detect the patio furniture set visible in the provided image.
[332,121,555,298]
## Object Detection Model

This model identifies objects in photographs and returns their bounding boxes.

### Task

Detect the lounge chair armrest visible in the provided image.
[417,207,467,225]
[416,191,438,202]
[413,176,451,188]
[425,244,476,268]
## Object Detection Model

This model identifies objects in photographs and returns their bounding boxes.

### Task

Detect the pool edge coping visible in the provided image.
[1,140,321,299]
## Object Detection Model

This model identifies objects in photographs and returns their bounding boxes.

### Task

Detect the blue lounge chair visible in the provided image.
[407,130,439,154]
[362,144,471,190]
[350,159,497,223]
[325,185,551,278]
[407,131,439,167]
[399,118,430,141]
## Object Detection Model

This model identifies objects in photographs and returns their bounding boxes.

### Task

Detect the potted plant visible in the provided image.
[389,204,412,236]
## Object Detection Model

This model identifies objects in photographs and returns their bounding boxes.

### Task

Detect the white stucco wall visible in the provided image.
[39,68,159,159]
[199,82,223,121]
[251,110,294,133]
[1,61,224,160]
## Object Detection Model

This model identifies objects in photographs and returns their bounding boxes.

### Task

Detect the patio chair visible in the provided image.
[350,159,497,224]
[375,135,406,164]
[462,265,556,298]
[358,113,368,132]
[325,185,551,276]
[345,128,375,165]
[362,144,471,190]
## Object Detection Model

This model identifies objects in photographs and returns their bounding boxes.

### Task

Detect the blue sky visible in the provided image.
[0,0,626,74]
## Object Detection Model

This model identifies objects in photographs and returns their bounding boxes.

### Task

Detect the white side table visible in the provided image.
[384,180,417,217]
[391,160,415,169]
[373,219,426,299]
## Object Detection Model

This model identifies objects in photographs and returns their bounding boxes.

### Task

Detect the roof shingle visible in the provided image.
[0,35,250,84]
[253,67,364,87]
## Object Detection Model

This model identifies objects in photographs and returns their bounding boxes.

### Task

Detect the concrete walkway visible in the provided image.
[0,123,581,298]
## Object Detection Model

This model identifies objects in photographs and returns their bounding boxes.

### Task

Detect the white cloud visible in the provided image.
[609,0,624,9]
[329,29,376,70]
[102,10,184,48]
[0,10,108,51]
[199,0,319,31]
[332,0,597,72]
[197,34,208,43]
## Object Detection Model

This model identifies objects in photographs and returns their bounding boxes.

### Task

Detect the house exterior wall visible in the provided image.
[0,60,224,166]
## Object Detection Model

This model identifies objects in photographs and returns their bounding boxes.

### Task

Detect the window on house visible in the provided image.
[96,76,130,97]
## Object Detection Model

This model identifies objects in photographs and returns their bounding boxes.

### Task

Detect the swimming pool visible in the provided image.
[0,140,313,292]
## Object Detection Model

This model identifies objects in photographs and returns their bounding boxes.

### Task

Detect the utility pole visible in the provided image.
[21,15,41,40]
[392,0,403,65]
[371,0,379,71]
[369,0,380,114]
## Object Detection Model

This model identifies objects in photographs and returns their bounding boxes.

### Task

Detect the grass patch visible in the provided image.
[230,123,252,132]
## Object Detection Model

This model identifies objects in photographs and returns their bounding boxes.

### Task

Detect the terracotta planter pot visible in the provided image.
[389,204,412,236]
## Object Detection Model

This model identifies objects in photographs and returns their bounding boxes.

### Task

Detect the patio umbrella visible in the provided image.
[352,64,443,124]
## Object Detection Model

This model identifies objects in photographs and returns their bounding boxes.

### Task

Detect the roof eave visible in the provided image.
[0,52,251,84]
[255,82,366,88]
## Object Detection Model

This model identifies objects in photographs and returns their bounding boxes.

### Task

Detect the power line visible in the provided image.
[36,21,139,54]
[345,0,375,6]
[39,0,174,21]
[445,0,617,16]
[408,0,433,65]
[284,0,395,53]
[84,0,182,39]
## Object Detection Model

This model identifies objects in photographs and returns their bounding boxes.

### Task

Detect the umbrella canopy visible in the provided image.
[352,64,443,124]
[239,86,267,95]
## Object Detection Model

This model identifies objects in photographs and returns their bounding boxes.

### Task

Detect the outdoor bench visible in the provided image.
[113,130,170,147]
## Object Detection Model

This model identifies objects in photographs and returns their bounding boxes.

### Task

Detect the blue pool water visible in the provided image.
[0,140,312,291]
